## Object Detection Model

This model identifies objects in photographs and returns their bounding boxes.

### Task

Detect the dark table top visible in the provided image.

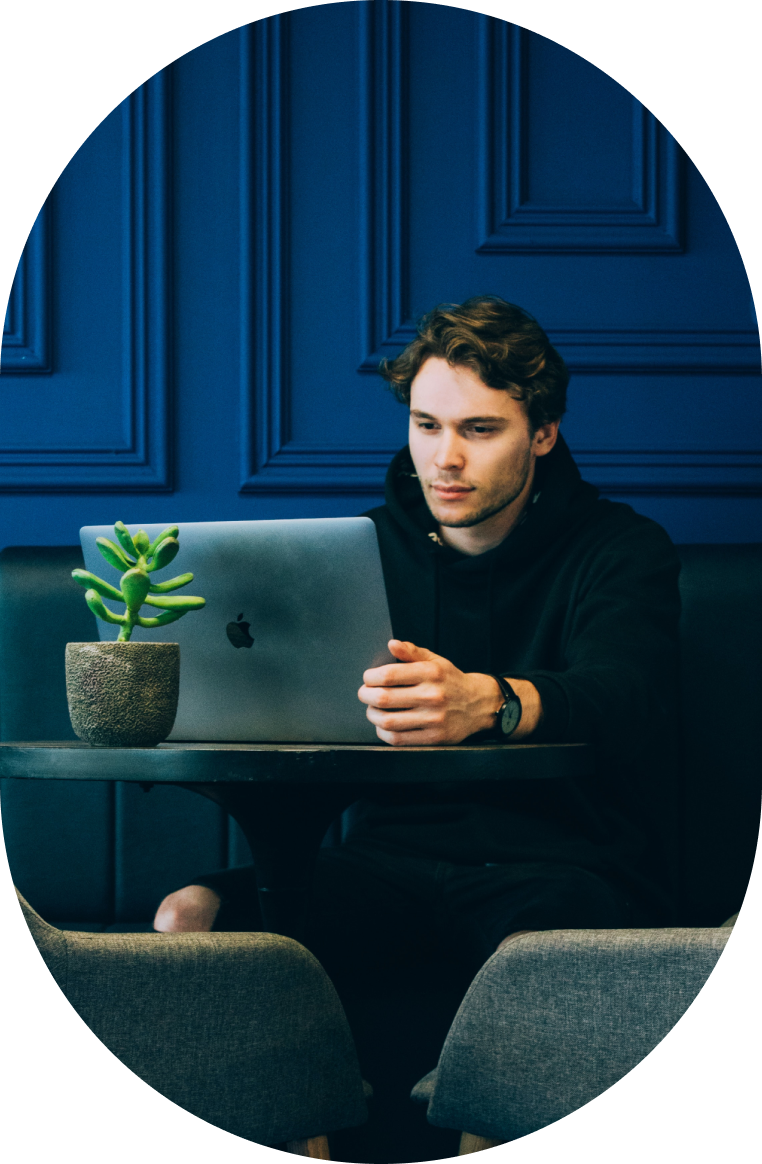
[0,740,591,783]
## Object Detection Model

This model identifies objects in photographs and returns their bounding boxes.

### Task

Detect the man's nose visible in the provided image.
[433,429,465,470]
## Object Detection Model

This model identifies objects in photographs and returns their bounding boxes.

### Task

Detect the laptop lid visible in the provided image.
[79,517,394,743]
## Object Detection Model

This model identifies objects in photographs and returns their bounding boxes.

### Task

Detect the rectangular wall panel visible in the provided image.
[566,370,762,493]
[1,208,51,372]
[357,0,411,371]
[476,20,683,253]
[0,73,172,491]
[239,10,407,494]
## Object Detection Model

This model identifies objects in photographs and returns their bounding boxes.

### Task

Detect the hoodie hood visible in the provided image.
[382,432,600,570]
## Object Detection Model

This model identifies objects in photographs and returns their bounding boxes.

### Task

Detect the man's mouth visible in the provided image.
[430,482,475,499]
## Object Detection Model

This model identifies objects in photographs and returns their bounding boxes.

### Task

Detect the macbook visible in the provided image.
[79,517,394,743]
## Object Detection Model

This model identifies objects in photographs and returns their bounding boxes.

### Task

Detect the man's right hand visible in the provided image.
[358,639,542,746]
[359,639,500,745]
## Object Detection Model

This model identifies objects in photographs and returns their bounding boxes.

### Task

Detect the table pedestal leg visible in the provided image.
[180,782,359,942]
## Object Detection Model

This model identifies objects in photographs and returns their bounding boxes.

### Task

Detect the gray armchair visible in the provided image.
[18,890,368,1155]
[412,925,732,1152]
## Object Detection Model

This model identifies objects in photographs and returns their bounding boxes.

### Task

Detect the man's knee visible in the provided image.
[153,885,221,932]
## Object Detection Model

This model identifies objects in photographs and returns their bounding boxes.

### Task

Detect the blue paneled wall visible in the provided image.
[2,2,760,546]
[1,1,760,926]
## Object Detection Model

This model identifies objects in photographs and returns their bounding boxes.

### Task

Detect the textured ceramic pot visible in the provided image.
[65,642,179,747]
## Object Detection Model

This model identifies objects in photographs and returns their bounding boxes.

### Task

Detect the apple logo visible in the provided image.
[226,613,254,649]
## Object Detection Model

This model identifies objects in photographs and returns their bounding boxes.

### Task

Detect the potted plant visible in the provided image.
[66,522,205,746]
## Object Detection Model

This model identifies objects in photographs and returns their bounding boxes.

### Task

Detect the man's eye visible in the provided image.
[417,421,438,430]
[469,426,496,435]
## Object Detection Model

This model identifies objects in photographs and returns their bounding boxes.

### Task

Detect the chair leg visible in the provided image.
[285,1135,330,1158]
[459,1132,505,1154]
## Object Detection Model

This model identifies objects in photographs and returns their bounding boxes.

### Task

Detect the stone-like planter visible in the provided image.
[65,642,180,747]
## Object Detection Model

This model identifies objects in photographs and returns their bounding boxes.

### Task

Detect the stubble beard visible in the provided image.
[424,445,533,529]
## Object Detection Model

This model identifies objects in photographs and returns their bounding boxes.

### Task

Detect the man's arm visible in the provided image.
[358,639,543,746]
[515,523,681,756]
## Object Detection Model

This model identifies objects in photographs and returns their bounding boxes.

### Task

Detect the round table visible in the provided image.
[0,740,592,939]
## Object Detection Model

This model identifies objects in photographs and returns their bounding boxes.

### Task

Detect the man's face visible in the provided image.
[408,357,554,529]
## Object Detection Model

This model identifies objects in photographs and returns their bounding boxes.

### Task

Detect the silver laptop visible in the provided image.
[79,517,394,743]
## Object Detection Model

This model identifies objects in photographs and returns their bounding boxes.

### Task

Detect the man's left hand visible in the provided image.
[358,640,505,745]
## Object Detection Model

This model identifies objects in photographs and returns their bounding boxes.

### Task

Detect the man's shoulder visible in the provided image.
[361,501,401,538]
[572,495,680,577]
[583,495,676,546]
[361,503,386,522]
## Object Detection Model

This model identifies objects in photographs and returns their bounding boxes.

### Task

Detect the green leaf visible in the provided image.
[96,537,133,572]
[72,569,123,602]
[143,594,205,610]
[113,522,138,560]
[85,590,127,626]
[148,525,179,555]
[120,567,151,611]
[149,537,179,573]
[137,609,185,628]
[149,572,194,594]
[134,529,151,554]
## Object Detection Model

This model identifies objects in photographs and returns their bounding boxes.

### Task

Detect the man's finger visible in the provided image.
[358,684,413,708]
[387,639,440,664]
[373,723,447,747]
[361,662,433,688]
[365,706,437,732]
[358,681,440,708]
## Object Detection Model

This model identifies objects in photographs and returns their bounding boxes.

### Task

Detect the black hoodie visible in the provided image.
[351,435,682,921]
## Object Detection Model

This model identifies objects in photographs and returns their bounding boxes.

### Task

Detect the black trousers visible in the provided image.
[190,839,634,991]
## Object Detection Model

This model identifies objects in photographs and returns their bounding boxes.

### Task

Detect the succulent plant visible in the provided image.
[72,522,205,642]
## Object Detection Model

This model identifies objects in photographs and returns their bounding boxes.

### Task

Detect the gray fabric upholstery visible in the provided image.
[419,927,730,1141]
[410,1068,437,1104]
[17,890,367,1146]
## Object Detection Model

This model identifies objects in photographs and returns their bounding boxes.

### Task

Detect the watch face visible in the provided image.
[500,698,521,737]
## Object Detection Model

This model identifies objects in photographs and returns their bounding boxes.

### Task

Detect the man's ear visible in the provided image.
[532,420,560,457]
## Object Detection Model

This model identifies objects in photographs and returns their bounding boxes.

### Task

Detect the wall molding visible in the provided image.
[361,325,761,376]
[240,8,409,494]
[1,207,51,373]
[565,335,762,494]
[356,0,411,374]
[238,10,759,497]
[0,73,172,492]
[550,329,760,374]
[239,16,291,493]
[355,14,688,378]
[476,19,683,254]
[574,451,762,496]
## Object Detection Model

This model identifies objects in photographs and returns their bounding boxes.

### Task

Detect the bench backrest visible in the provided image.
[676,544,761,924]
[1,543,759,924]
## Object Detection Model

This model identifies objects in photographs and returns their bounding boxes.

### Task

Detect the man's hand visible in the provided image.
[358,640,542,746]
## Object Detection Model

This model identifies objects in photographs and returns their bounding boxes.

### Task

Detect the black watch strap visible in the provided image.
[492,675,522,739]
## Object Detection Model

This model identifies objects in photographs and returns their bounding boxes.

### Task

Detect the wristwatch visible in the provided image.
[492,675,522,739]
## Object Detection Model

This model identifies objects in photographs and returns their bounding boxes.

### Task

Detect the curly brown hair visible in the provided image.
[379,296,568,430]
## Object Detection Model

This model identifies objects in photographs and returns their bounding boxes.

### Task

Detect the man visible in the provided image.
[155,296,681,984]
